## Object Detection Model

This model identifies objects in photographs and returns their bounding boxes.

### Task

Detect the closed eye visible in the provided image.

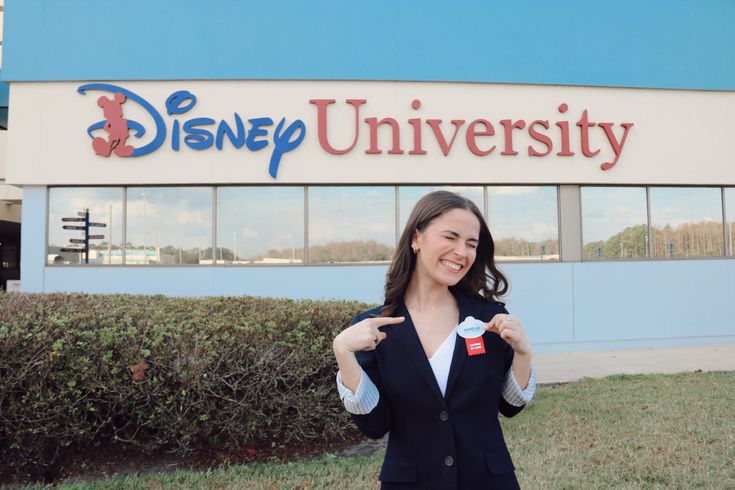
[442,231,479,249]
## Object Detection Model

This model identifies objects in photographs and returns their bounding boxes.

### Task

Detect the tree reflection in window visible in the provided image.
[725,188,735,257]
[581,187,648,260]
[649,187,724,258]
[487,186,559,261]
[308,186,395,264]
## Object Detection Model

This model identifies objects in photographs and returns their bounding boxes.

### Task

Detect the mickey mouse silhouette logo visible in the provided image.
[78,83,307,178]
[92,93,135,157]
[79,83,161,159]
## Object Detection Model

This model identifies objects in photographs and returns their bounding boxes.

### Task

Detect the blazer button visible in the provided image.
[439,411,449,421]
[444,456,455,467]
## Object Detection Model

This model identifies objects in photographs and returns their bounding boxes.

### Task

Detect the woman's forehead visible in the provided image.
[427,208,480,235]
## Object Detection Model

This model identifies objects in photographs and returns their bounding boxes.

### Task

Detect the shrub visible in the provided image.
[0,292,372,481]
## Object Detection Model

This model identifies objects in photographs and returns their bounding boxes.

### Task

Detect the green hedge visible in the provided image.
[0,292,371,481]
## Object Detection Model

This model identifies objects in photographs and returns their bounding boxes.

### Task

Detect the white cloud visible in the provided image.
[176,209,207,225]
[491,221,557,242]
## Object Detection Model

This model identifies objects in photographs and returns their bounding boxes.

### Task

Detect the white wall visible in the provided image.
[7,81,735,186]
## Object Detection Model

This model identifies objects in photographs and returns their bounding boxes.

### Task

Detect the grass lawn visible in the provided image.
[21,371,735,489]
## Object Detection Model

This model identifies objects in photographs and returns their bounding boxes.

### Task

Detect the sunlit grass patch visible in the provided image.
[20,371,735,490]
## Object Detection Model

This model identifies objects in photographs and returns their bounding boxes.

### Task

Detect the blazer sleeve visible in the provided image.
[498,342,525,418]
[494,302,526,419]
[346,314,393,439]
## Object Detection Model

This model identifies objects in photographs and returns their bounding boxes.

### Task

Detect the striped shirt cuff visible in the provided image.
[336,369,380,415]
[502,364,537,407]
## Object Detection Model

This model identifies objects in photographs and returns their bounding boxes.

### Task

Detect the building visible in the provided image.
[0,0,21,290]
[2,0,734,352]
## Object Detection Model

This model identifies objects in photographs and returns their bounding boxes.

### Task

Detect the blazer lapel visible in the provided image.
[393,302,447,408]
[443,293,474,401]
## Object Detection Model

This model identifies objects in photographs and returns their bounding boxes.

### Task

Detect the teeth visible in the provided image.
[441,260,462,271]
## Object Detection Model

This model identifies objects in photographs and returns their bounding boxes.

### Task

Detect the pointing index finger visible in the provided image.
[372,316,405,327]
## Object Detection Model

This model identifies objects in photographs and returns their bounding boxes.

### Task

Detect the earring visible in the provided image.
[412,246,418,254]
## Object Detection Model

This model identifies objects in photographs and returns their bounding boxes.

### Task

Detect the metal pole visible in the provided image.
[108,205,112,264]
[84,209,90,265]
[141,192,148,264]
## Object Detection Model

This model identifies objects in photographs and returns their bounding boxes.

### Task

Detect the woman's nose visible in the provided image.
[453,242,468,257]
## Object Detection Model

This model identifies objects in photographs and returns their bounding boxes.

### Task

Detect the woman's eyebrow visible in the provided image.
[441,229,479,242]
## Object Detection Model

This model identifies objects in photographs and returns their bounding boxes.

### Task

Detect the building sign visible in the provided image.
[79,83,633,179]
[309,99,632,171]
[6,81,735,185]
[79,83,306,178]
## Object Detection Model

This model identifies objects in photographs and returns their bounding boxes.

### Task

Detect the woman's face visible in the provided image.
[412,207,480,288]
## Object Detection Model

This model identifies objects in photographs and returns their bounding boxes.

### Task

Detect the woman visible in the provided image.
[333,190,535,489]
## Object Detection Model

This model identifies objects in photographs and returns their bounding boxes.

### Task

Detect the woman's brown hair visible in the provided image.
[381,190,508,316]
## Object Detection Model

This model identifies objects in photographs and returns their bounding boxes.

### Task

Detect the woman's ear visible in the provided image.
[411,230,420,254]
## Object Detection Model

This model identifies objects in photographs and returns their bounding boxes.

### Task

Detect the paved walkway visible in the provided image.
[533,343,735,384]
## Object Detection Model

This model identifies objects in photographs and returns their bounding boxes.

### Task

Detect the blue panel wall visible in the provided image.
[573,260,735,341]
[43,265,390,303]
[3,0,735,90]
[40,260,735,352]
[19,186,46,292]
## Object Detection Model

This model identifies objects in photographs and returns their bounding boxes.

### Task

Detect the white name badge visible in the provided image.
[457,316,485,339]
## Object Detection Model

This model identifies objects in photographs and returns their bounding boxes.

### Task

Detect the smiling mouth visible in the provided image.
[441,259,463,272]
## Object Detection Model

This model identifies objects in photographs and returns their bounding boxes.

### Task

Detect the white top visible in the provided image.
[428,326,458,397]
[337,330,537,415]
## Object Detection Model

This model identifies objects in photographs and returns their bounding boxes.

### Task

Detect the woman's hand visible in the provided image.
[486,313,532,356]
[333,316,405,354]
[486,313,532,389]
[333,316,405,393]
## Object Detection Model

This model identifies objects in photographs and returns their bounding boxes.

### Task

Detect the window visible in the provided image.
[46,184,731,267]
[581,187,648,260]
[308,186,395,264]
[216,186,304,264]
[487,186,559,261]
[649,187,724,258]
[126,187,212,265]
[724,188,734,257]
[47,187,124,265]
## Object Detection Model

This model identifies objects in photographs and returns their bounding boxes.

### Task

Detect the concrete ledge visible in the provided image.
[533,343,735,384]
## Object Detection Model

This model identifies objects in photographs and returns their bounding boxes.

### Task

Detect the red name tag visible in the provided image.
[465,337,486,356]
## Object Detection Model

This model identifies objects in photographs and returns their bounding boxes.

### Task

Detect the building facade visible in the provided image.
[2,0,734,352]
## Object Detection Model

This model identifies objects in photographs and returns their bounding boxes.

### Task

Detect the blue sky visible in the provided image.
[217,186,304,258]
[487,187,558,242]
[48,187,124,248]
[581,187,647,243]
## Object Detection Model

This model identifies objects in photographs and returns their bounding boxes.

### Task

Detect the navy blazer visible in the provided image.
[350,289,524,490]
